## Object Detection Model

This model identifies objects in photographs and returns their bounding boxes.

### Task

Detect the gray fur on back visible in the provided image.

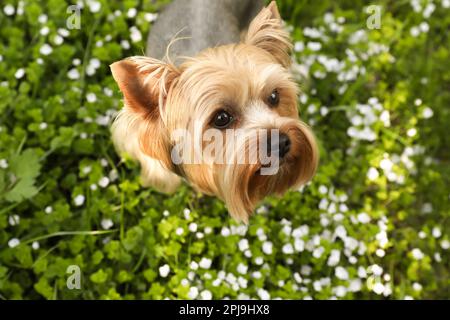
[146,0,264,63]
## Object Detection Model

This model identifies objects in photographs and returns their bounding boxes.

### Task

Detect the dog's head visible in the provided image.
[111,1,318,222]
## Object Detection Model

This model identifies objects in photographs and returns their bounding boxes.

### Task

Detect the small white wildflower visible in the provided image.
[40,43,53,55]
[257,288,270,300]
[327,249,341,267]
[74,194,85,206]
[68,68,80,80]
[357,212,371,224]
[335,266,349,280]
[98,176,110,188]
[45,206,53,214]
[38,14,48,24]
[190,261,198,270]
[199,257,212,269]
[90,184,98,191]
[175,227,184,236]
[130,26,142,43]
[221,227,230,237]
[39,122,48,130]
[358,266,367,278]
[196,232,204,239]
[238,239,249,251]
[9,215,20,226]
[307,41,322,51]
[441,240,449,250]
[4,4,15,16]
[101,218,113,230]
[15,68,25,79]
[53,35,64,45]
[411,248,424,260]
[188,222,197,232]
[422,107,433,119]
[8,238,20,248]
[254,257,264,265]
[413,282,422,291]
[432,227,442,238]
[32,241,40,250]
[200,290,212,300]
[183,208,191,219]
[262,241,273,255]
[188,286,199,299]
[373,282,385,295]
[370,264,383,276]
[376,249,385,257]
[407,128,417,137]
[86,92,97,103]
[282,243,294,255]
[159,264,170,277]
[0,159,8,169]
[237,263,248,275]
[334,286,347,297]
[367,167,379,181]
[88,1,101,13]
[419,21,430,33]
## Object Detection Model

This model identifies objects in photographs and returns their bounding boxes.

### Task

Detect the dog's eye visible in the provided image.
[212,110,234,129]
[268,89,280,107]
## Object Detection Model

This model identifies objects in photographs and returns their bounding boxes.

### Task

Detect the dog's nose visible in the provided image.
[278,133,291,158]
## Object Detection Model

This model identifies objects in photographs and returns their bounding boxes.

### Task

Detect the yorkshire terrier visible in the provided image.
[110,1,319,223]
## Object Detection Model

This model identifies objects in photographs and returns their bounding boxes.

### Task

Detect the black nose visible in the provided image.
[278,133,291,158]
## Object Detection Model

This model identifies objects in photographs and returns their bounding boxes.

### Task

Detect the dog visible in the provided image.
[110,1,319,223]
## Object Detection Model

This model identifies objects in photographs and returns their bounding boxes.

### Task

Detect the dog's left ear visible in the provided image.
[244,1,292,68]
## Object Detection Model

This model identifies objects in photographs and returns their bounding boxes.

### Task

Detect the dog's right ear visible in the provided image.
[110,57,181,171]
[110,56,180,119]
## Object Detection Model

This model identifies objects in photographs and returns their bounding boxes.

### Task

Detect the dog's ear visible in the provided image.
[110,56,180,119]
[110,57,180,170]
[244,1,292,68]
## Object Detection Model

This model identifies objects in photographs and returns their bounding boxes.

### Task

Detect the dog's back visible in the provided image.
[146,0,264,62]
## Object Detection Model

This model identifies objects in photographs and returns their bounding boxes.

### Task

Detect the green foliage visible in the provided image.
[0,0,448,300]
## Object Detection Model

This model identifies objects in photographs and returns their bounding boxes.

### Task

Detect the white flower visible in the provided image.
[144,12,158,22]
[183,208,191,219]
[373,282,385,295]
[358,266,367,278]
[175,227,184,236]
[130,26,142,43]
[411,248,424,260]
[15,68,25,79]
[38,14,48,24]
[199,257,212,269]
[8,238,20,248]
[200,290,212,300]
[294,41,304,52]
[188,222,197,232]
[335,266,349,280]
[327,249,341,267]
[127,8,137,18]
[159,264,170,277]
[39,122,48,130]
[101,218,113,230]
[441,240,449,250]
[262,241,273,255]
[349,279,362,292]
[221,227,230,237]
[380,110,390,127]
[237,263,248,275]
[86,92,97,103]
[257,288,270,300]
[45,206,53,214]
[120,40,130,50]
[3,4,15,16]
[357,212,371,224]
[0,159,8,169]
[189,261,198,270]
[407,128,417,137]
[67,68,80,80]
[294,239,305,252]
[367,167,379,181]
[413,282,422,291]
[432,227,442,238]
[443,0,450,9]
[318,185,328,194]
[53,35,64,45]
[88,0,101,13]
[307,41,322,51]
[9,215,20,226]
[334,225,347,239]
[422,203,433,214]
[282,243,294,254]
[40,43,53,55]
[74,194,85,206]
[238,239,249,251]
[333,286,347,297]
[422,107,434,118]
[32,241,40,250]
[254,257,264,265]
[98,176,110,188]
[419,21,430,32]
[188,286,199,299]
[58,28,70,37]
[370,264,383,276]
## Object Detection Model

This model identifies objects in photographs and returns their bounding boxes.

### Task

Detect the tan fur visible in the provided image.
[110,2,319,222]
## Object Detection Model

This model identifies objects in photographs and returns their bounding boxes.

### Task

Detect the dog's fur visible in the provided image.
[110,1,318,223]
